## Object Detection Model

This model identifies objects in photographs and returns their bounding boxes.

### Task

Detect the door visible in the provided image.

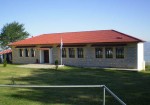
[44,50,49,63]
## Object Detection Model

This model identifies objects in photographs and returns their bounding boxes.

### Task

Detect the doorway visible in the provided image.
[44,50,49,63]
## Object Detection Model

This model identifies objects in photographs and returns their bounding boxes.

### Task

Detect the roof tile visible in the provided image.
[0,49,12,54]
[9,30,143,46]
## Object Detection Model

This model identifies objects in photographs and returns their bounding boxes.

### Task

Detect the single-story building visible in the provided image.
[9,30,145,71]
[0,49,12,63]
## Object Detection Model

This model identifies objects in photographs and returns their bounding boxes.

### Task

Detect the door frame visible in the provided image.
[40,48,52,64]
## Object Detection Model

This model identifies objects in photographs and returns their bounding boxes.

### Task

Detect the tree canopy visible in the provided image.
[0,21,29,49]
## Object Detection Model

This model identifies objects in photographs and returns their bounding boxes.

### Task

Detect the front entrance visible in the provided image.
[44,50,49,63]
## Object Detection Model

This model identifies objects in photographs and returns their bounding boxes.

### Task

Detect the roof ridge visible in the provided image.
[41,29,112,35]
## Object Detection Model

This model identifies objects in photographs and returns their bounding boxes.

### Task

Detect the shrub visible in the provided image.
[3,59,7,67]
[146,65,150,71]
[55,60,59,70]
[3,54,7,67]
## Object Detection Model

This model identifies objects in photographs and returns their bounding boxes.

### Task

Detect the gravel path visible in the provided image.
[17,64,64,69]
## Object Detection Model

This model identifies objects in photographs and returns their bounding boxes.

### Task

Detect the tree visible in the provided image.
[0,21,29,49]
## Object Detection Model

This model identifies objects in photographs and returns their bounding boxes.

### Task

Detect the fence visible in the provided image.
[0,84,126,105]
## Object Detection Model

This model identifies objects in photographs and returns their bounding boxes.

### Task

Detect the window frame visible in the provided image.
[95,48,103,58]
[25,48,29,57]
[31,48,35,57]
[62,48,67,58]
[116,47,124,59]
[69,48,75,58]
[77,48,84,58]
[19,49,23,57]
[105,47,113,58]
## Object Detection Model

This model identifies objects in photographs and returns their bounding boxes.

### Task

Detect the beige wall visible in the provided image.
[12,47,40,64]
[11,43,145,70]
[57,44,138,69]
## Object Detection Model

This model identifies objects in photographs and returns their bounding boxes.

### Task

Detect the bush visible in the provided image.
[55,60,58,70]
[3,54,7,67]
[146,65,150,71]
[3,59,7,67]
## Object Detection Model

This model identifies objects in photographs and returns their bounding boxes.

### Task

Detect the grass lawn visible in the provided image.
[0,64,150,105]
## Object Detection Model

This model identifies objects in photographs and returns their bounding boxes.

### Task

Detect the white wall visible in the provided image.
[137,42,145,70]
[40,50,44,63]
[49,48,53,64]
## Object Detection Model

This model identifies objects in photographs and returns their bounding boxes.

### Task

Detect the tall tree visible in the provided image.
[0,21,29,49]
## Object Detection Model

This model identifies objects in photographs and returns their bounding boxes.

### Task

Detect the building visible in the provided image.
[9,30,145,71]
[0,49,12,63]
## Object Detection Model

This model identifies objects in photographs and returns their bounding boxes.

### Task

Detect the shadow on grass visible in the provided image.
[5,67,150,105]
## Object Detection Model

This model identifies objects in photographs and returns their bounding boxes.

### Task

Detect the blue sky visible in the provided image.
[0,0,150,41]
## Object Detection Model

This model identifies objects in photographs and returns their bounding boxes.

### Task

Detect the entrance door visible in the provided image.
[44,50,49,63]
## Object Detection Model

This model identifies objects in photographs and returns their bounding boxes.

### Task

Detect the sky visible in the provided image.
[0,0,150,41]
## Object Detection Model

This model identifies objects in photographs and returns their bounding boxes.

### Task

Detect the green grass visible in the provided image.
[0,64,150,105]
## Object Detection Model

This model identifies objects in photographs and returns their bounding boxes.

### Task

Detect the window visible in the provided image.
[95,48,103,58]
[116,47,124,58]
[105,48,113,58]
[69,48,75,58]
[62,48,66,58]
[77,48,84,58]
[19,49,23,57]
[31,48,35,57]
[25,48,29,57]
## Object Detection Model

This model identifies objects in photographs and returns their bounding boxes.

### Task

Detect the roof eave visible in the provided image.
[9,41,144,46]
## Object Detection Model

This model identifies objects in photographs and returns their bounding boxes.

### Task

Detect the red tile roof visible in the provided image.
[9,30,143,46]
[0,49,12,54]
